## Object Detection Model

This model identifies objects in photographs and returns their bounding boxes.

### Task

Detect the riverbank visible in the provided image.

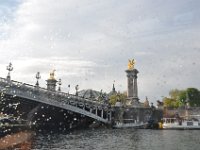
[0,131,34,149]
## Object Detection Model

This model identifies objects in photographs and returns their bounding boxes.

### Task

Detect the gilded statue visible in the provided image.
[128,59,135,70]
[49,69,56,80]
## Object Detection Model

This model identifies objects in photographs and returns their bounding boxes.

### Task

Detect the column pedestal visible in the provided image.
[125,69,140,106]
[46,79,57,91]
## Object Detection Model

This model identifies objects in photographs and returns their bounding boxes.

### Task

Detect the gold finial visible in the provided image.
[128,59,136,70]
[49,69,56,80]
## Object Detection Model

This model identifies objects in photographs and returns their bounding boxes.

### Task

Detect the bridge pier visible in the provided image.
[101,110,104,118]
[95,108,98,115]
[108,112,111,121]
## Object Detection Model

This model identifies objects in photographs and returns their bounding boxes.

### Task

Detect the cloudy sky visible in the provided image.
[0,0,200,103]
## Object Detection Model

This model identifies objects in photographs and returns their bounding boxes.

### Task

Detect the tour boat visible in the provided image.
[113,121,147,129]
[161,117,200,130]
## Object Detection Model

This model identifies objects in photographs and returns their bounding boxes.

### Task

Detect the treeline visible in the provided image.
[109,92,127,106]
[163,88,200,108]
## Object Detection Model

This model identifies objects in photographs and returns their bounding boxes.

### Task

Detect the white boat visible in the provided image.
[113,121,146,129]
[162,117,200,130]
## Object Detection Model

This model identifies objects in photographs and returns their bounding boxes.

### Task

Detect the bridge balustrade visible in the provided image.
[0,77,111,123]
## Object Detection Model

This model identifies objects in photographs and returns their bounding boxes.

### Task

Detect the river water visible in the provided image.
[31,129,200,150]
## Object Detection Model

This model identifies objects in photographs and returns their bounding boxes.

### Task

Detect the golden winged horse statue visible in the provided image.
[49,69,56,80]
[128,59,135,70]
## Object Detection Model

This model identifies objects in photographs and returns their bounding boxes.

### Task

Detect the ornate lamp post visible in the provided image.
[100,89,103,98]
[35,72,41,87]
[75,84,79,96]
[68,84,70,95]
[6,62,13,80]
[58,78,62,92]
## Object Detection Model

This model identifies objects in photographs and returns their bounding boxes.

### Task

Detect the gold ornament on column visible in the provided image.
[49,69,56,80]
[128,59,136,70]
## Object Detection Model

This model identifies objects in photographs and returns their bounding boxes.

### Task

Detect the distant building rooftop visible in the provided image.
[78,89,101,99]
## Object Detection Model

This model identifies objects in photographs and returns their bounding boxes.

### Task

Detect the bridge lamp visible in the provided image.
[6,62,13,80]
[35,72,41,86]
[67,84,70,95]
[75,85,79,96]
[58,78,62,92]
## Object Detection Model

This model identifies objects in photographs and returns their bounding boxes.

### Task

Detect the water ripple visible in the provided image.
[32,129,200,150]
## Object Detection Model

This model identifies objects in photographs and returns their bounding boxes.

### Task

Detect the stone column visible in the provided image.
[126,70,134,98]
[46,70,57,91]
[125,69,139,104]
[46,79,57,91]
[132,69,139,101]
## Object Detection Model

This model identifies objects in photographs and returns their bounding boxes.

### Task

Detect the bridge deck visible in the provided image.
[0,77,112,124]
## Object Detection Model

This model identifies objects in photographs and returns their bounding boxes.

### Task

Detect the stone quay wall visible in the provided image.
[113,107,163,123]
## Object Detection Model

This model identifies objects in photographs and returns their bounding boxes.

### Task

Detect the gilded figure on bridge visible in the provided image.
[49,69,56,80]
[128,59,135,70]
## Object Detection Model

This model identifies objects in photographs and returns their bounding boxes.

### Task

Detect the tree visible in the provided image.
[162,89,182,108]
[186,88,200,106]
[109,92,127,106]
[169,89,181,100]
[163,87,200,108]
[178,90,187,106]
[163,97,180,108]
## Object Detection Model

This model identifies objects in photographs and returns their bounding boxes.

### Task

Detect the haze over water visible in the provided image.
[32,129,200,150]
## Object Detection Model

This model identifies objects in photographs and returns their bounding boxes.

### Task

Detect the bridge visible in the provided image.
[0,77,112,124]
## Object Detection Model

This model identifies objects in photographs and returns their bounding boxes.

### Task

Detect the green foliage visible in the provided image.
[186,88,200,106]
[169,89,181,100]
[178,90,187,105]
[163,89,182,108]
[163,87,200,108]
[163,97,180,108]
[109,92,127,106]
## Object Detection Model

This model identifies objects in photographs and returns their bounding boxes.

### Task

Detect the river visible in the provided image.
[31,129,200,150]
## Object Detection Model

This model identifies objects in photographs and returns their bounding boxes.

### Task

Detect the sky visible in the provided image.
[0,0,200,104]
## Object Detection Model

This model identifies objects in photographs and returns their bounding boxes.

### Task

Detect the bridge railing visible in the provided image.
[0,77,112,123]
[0,77,108,109]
